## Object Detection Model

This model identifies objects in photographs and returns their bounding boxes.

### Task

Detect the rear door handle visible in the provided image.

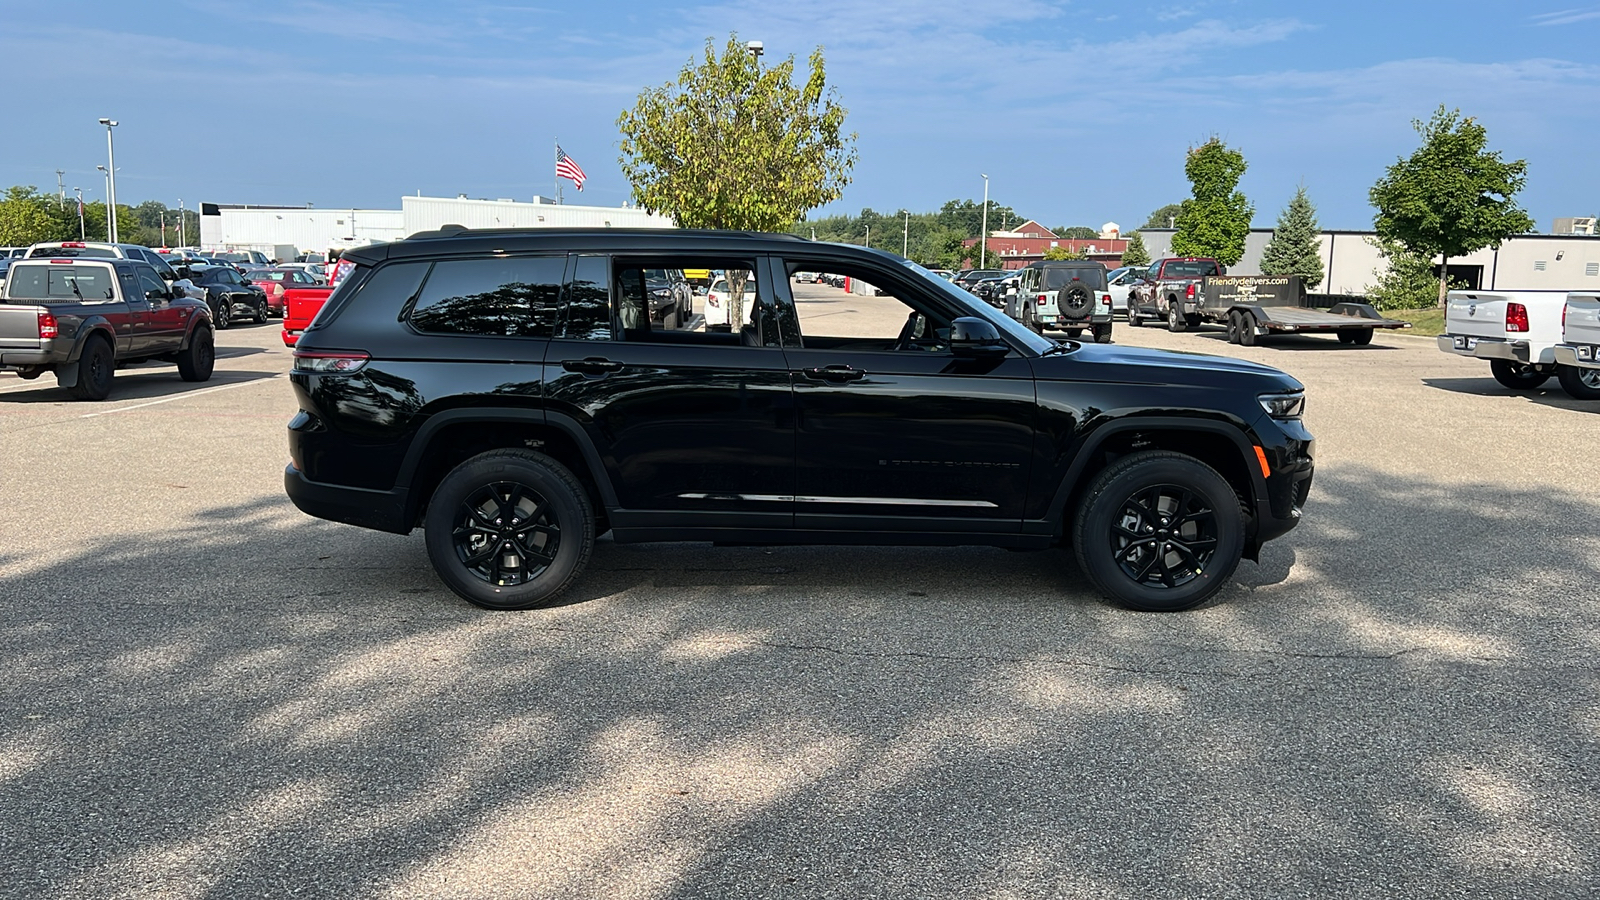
[562,357,623,375]
[802,365,866,383]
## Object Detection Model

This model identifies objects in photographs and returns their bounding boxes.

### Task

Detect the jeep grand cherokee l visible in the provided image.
[285,228,1314,612]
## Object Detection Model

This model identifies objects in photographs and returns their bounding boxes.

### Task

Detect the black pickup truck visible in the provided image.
[0,258,215,399]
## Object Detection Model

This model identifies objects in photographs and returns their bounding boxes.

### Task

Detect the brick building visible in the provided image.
[962,221,1128,269]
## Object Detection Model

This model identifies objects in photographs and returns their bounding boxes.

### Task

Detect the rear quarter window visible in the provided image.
[406,256,565,338]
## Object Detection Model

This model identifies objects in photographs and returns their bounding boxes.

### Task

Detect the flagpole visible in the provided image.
[554,138,562,205]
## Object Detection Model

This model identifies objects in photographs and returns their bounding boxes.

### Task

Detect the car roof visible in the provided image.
[356,227,898,266]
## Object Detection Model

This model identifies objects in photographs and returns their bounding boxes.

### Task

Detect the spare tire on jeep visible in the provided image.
[1061,284,1093,318]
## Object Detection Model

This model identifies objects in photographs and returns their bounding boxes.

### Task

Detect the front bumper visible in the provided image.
[1554,343,1600,370]
[1437,334,1528,363]
[284,464,412,535]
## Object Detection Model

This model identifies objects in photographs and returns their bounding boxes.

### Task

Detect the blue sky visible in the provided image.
[3,1,1598,231]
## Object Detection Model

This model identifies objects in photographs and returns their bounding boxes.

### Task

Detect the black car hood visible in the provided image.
[1033,342,1302,391]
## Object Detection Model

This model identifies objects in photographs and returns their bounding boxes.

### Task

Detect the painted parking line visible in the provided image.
[79,375,281,418]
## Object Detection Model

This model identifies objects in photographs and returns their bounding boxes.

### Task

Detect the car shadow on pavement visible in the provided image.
[1,464,1597,897]
[1182,330,1406,351]
[1421,377,1600,414]
[0,370,282,405]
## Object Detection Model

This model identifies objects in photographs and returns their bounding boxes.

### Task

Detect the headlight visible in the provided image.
[651,288,671,298]
[1258,392,1305,419]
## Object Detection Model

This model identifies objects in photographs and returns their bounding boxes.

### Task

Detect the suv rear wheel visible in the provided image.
[423,449,595,610]
[1072,450,1244,612]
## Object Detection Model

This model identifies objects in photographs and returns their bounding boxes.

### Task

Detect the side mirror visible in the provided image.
[949,317,1009,358]
[146,289,166,302]
[159,269,176,281]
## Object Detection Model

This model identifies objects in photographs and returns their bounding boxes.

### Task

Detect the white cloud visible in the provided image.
[1530,7,1600,25]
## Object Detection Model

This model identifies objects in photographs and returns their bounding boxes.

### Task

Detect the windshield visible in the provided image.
[900,260,1055,355]
[1042,266,1107,291]
[214,252,249,263]
[5,264,116,302]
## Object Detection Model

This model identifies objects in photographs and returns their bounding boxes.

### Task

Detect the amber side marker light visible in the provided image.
[1253,445,1271,478]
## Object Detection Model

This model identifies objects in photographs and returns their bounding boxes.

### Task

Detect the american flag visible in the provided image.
[556,146,586,191]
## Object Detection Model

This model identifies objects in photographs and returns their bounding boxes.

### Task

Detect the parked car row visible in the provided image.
[1438,289,1600,399]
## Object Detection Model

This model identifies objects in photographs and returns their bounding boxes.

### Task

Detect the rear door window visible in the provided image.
[407,256,564,337]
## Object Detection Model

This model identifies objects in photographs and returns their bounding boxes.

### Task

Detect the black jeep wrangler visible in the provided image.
[285,228,1313,612]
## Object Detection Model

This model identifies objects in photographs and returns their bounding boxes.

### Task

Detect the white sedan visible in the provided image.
[702,276,756,330]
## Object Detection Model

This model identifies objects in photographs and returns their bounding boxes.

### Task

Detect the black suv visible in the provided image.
[285,228,1314,612]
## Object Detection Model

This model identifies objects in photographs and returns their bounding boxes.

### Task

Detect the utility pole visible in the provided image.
[99,119,119,243]
[865,224,870,248]
[55,170,66,207]
[178,199,185,247]
[903,211,909,257]
[980,174,990,267]
[73,188,85,239]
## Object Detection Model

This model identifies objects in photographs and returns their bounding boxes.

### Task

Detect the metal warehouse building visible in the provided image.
[200,195,673,258]
[1139,228,1600,294]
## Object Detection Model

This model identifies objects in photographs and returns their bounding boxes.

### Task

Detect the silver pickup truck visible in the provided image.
[1553,292,1600,399]
[0,258,214,400]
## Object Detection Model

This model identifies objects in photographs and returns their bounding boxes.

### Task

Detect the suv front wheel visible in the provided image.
[424,449,595,610]
[1072,451,1244,612]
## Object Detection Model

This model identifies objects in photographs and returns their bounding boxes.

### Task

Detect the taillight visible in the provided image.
[49,259,73,264]
[61,241,85,248]
[1037,293,1047,305]
[1506,302,1529,333]
[292,349,370,374]
[38,311,58,339]
[1563,302,1569,329]
[1186,284,1196,299]
[329,259,357,286]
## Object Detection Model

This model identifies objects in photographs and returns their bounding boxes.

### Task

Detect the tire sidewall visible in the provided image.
[1074,453,1244,612]
[424,452,593,610]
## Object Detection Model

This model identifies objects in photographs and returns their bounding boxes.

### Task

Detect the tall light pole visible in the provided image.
[96,166,112,240]
[73,187,85,239]
[746,40,764,60]
[980,174,990,268]
[98,118,119,243]
[178,198,185,247]
[903,211,909,257]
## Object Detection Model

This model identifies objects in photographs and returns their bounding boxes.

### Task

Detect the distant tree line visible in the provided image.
[0,185,198,248]
[795,199,1106,269]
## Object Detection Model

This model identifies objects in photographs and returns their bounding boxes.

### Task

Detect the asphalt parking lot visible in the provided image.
[2,307,1597,898]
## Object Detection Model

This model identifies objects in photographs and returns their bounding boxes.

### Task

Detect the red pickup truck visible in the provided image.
[281,259,354,346]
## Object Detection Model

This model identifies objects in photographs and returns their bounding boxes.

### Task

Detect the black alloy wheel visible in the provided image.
[1062,285,1092,315]
[253,297,269,323]
[212,293,231,330]
[424,449,594,610]
[1073,450,1244,611]
[1489,359,1548,390]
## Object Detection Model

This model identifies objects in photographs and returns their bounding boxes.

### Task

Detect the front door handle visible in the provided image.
[562,357,623,375]
[802,365,866,383]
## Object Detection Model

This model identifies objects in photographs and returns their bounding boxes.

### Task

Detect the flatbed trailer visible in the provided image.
[1198,276,1412,346]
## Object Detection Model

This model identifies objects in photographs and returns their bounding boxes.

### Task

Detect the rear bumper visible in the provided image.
[284,464,412,535]
[1437,334,1528,363]
[0,350,60,367]
[1554,344,1600,370]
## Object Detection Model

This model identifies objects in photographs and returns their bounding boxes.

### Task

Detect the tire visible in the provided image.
[1092,322,1113,344]
[1167,303,1185,333]
[1557,364,1600,400]
[1072,450,1245,612]
[1336,329,1356,344]
[1128,309,1143,328]
[1490,359,1549,390]
[176,325,214,382]
[1226,311,1241,344]
[66,336,114,401]
[1350,328,1373,346]
[212,293,231,330]
[1062,285,1093,317]
[423,449,595,610]
[1185,314,1202,330]
[1022,302,1042,334]
[1237,312,1258,346]
[253,297,268,324]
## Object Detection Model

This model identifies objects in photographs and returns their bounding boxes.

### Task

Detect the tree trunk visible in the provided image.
[1437,253,1449,307]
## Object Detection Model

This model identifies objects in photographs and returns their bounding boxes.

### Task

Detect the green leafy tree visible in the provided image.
[1042,245,1083,260]
[618,34,857,232]
[1052,225,1098,240]
[1171,139,1254,266]
[1121,231,1151,267]
[1259,185,1324,289]
[1369,105,1533,306]
[1365,236,1466,311]
[0,186,72,245]
[1143,203,1183,229]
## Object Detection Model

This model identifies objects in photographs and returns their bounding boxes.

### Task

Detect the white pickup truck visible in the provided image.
[1552,292,1600,399]
[1435,290,1599,398]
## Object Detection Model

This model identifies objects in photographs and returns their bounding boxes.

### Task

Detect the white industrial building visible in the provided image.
[1139,228,1600,294]
[200,195,673,259]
